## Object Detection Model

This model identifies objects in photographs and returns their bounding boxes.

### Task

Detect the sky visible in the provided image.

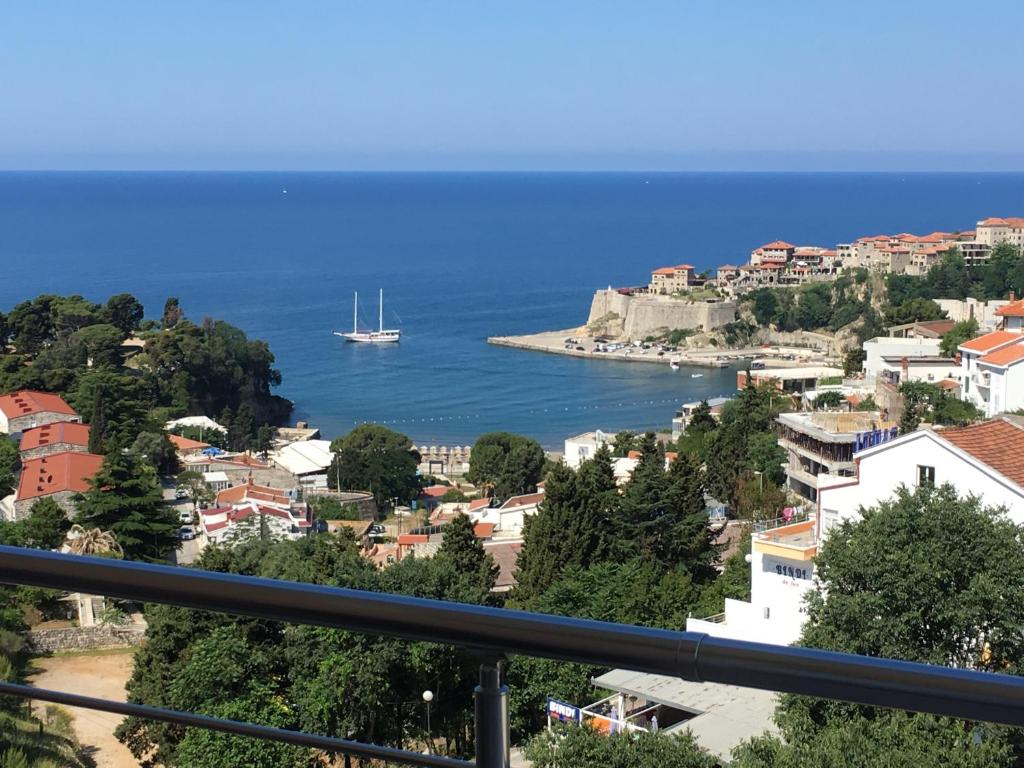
[1,1,1022,171]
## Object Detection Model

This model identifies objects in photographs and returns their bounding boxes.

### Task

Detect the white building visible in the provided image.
[272,439,334,477]
[563,430,612,469]
[861,337,942,386]
[818,417,1024,536]
[936,298,1010,330]
[958,302,1024,417]
[976,216,1024,248]
[467,490,544,538]
[689,416,1024,646]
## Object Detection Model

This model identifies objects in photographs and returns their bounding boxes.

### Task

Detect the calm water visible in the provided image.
[1,172,1022,447]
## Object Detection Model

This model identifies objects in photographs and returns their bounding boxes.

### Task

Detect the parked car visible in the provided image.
[369,523,386,535]
[178,526,196,541]
[174,488,188,500]
[178,508,194,524]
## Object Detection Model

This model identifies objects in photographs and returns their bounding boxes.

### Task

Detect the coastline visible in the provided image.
[488,330,740,368]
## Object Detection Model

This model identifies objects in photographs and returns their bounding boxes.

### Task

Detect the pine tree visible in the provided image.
[512,462,579,605]
[74,451,180,561]
[87,389,107,454]
[662,452,719,580]
[438,512,497,593]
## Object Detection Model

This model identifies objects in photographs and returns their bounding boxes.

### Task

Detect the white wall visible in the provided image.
[863,337,941,385]
[818,432,1024,538]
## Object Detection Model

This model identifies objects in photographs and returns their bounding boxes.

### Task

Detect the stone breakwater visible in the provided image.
[487,331,732,368]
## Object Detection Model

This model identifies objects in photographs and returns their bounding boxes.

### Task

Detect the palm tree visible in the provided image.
[61,526,123,627]
[62,524,123,558]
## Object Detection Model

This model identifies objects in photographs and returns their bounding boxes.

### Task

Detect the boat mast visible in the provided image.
[379,288,384,333]
[353,292,358,333]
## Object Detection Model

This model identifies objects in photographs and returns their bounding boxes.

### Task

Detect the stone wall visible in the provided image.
[19,443,89,461]
[586,290,737,341]
[12,490,77,521]
[25,624,146,653]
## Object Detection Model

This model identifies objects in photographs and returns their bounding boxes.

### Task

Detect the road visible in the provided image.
[31,650,139,768]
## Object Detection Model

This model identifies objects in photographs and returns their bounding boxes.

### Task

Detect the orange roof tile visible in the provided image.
[17,451,104,501]
[941,419,1024,487]
[19,422,90,451]
[759,240,795,250]
[216,481,291,507]
[996,299,1024,318]
[673,264,695,271]
[959,330,1022,353]
[0,390,77,420]
[979,344,1024,367]
[168,433,210,452]
[473,522,496,538]
[652,267,674,276]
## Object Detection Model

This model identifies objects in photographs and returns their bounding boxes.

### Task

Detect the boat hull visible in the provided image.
[334,331,401,343]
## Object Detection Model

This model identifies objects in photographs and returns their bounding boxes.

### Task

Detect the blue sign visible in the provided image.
[547,698,582,723]
[853,427,899,453]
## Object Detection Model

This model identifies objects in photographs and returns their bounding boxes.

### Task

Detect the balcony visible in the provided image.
[1,545,1024,767]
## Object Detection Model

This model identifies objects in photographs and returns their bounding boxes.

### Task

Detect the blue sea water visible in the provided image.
[0,172,1022,448]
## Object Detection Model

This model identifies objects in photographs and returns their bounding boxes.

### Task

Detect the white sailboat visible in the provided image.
[334,289,400,343]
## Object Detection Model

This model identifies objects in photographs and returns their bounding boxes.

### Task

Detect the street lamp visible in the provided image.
[753,470,764,492]
[422,690,434,753]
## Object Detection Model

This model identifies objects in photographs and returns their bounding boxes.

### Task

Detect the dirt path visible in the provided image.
[30,649,140,768]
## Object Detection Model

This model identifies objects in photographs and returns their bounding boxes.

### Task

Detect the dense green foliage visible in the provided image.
[940,318,979,357]
[0,499,71,551]
[0,437,19,499]
[733,485,1024,767]
[117,532,496,766]
[74,451,180,561]
[745,276,871,333]
[0,293,291,453]
[327,423,421,505]
[525,726,716,768]
[899,381,983,433]
[466,431,546,500]
[888,244,1024,305]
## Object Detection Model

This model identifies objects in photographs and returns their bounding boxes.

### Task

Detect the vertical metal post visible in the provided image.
[474,660,509,768]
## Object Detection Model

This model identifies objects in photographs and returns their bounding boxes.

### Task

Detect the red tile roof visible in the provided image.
[420,485,450,498]
[979,344,1024,367]
[19,422,90,452]
[0,390,77,420]
[397,534,428,545]
[937,378,960,390]
[17,451,104,501]
[979,217,1024,228]
[672,264,695,271]
[959,330,1022,354]
[468,497,492,512]
[652,267,674,276]
[758,240,795,250]
[996,299,1024,318]
[473,523,496,538]
[499,492,545,510]
[216,481,291,507]
[168,433,210,452]
[941,419,1024,487]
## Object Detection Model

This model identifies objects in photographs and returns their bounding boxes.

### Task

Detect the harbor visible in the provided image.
[488,330,836,370]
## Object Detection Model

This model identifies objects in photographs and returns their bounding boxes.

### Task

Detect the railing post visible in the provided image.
[474,660,509,768]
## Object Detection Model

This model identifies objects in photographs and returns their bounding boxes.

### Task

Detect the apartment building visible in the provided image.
[959,299,1024,417]
[648,264,701,294]
[976,217,1024,248]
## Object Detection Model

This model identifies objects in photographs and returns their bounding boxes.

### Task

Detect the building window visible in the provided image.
[918,465,935,486]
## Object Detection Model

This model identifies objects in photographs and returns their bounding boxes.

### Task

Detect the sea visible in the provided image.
[1,172,1022,448]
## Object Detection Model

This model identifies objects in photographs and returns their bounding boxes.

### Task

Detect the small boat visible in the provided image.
[334,289,400,343]
[691,373,704,378]
[670,357,681,371]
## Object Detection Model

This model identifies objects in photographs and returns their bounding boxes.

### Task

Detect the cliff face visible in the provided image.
[586,290,736,340]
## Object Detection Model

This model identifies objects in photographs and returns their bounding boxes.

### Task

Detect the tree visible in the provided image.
[177,470,214,514]
[513,454,615,606]
[884,297,947,325]
[465,432,545,501]
[254,424,274,459]
[525,725,717,768]
[18,499,70,550]
[939,318,979,357]
[104,293,145,336]
[328,424,421,506]
[438,513,498,594]
[74,451,180,561]
[130,432,179,475]
[0,438,19,499]
[814,391,844,410]
[162,297,183,329]
[734,485,1024,767]
[686,400,717,434]
[72,369,148,451]
[842,347,866,377]
[611,430,639,457]
[71,323,124,368]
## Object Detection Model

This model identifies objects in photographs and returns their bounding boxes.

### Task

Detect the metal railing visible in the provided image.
[3,545,1024,767]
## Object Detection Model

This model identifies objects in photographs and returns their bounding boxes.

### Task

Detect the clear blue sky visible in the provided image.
[2,1,1021,171]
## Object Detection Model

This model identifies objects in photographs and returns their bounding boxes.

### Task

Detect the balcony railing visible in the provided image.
[3,545,1024,767]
